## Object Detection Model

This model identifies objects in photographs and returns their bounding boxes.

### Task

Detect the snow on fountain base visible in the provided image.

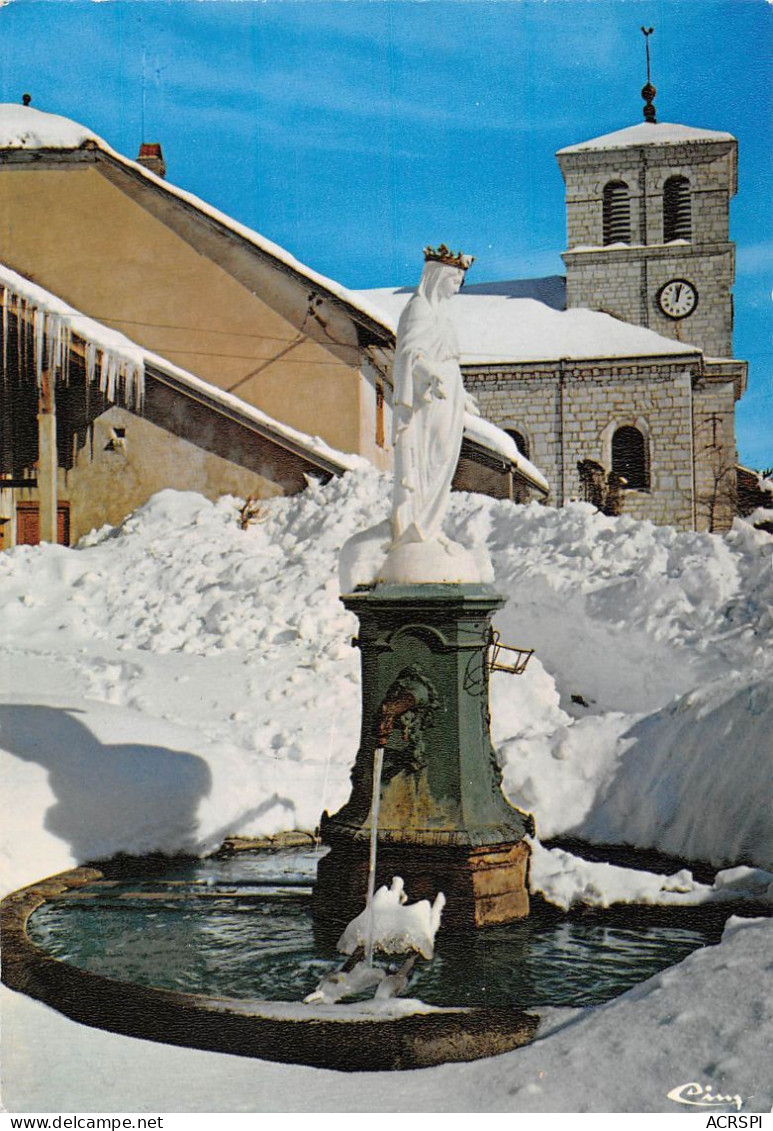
[338,519,494,591]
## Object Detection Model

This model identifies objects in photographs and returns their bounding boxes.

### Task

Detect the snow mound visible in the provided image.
[530,840,706,910]
[0,694,339,894]
[576,673,773,869]
[1,469,771,893]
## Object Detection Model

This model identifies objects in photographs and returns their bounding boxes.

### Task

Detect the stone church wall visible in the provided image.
[692,379,738,533]
[647,248,734,359]
[465,366,563,497]
[566,247,734,358]
[565,254,643,323]
[464,360,698,530]
[559,140,737,358]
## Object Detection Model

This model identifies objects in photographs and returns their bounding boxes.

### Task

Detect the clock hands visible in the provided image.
[657,280,697,320]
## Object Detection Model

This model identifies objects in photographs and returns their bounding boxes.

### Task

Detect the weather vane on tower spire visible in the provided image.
[641,26,657,123]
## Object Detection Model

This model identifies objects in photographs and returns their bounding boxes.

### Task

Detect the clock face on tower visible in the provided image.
[657,279,698,320]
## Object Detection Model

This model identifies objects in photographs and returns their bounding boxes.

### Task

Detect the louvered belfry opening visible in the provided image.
[602,181,631,245]
[663,176,692,241]
[611,425,649,490]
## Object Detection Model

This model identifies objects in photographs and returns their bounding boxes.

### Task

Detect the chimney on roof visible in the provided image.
[136,142,166,179]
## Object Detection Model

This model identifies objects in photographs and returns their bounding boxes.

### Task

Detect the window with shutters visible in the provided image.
[611,426,649,490]
[663,176,691,241]
[602,181,631,245]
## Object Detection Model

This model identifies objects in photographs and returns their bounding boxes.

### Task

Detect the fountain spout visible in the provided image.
[366,678,436,962]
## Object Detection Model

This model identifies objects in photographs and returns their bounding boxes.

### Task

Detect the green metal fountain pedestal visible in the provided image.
[314,584,534,930]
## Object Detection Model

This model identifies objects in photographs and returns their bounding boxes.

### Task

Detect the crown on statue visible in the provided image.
[423,244,475,270]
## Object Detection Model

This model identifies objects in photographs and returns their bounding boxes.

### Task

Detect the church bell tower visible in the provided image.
[556,40,738,359]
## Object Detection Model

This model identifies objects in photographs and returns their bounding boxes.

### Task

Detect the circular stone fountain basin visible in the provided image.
[3,850,725,1071]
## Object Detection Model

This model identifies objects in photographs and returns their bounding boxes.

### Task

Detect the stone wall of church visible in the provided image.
[464,365,563,494]
[559,140,737,358]
[565,247,735,358]
[692,379,738,533]
[464,359,698,530]
[564,253,643,322]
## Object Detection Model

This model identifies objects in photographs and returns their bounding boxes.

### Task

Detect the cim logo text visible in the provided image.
[667,1081,743,1111]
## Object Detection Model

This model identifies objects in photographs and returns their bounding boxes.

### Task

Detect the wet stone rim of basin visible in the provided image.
[0,864,540,1073]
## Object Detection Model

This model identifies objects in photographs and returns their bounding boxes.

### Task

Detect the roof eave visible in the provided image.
[460,436,550,496]
[0,143,394,347]
[145,362,352,478]
[461,349,702,370]
[94,149,394,346]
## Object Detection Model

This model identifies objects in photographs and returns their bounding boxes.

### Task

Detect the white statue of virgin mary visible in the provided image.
[390,251,470,544]
[339,245,493,590]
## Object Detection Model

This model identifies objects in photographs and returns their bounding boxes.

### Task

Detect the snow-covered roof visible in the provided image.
[361,287,700,364]
[557,121,736,155]
[0,104,392,337]
[2,263,146,408]
[0,262,364,474]
[462,412,549,493]
[0,103,100,150]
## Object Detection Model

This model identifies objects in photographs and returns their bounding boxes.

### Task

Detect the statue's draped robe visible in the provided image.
[391,267,465,546]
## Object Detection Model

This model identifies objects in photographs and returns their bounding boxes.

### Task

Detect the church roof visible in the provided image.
[462,275,566,310]
[360,287,700,365]
[557,121,736,155]
[0,103,393,340]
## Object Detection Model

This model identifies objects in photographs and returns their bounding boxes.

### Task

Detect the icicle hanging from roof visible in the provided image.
[1,281,144,410]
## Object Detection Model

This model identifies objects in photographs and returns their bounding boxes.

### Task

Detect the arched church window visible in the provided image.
[663,176,692,241]
[602,181,631,245]
[505,428,530,459]
[611,426,649,490]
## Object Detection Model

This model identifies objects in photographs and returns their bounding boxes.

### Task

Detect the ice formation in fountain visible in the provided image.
[338,877,446,961]
[304,733,445,1006]
[303,878,443,1004]
[303,958,386,1006]
[364,745,385,965]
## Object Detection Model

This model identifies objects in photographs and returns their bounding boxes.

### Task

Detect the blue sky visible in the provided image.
[1,0,771,466]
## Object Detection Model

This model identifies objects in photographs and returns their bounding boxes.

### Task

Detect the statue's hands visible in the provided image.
[414,357,440,403]
[431,374,447,400]
[414,357,449,401]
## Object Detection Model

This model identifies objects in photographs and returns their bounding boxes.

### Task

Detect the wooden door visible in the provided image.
[16,502,70,546]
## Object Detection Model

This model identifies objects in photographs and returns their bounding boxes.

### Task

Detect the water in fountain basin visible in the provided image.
[27,850,725,1010]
